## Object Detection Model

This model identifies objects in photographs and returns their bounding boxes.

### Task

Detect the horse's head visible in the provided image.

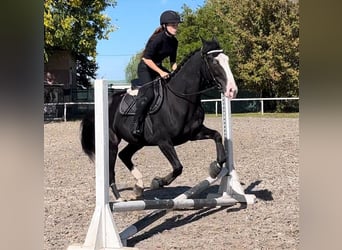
[201,37,238,99]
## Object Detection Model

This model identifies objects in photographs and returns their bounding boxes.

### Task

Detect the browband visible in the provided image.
[207,49,223,55]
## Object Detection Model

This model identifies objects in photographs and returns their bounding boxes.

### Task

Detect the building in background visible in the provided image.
[44,50,76,103]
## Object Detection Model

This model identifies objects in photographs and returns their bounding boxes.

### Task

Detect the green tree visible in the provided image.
[181,0,299,111]
[176,4,235,62]
[44,0,116,86]
[125,51,143,83]
[212,0,299,100]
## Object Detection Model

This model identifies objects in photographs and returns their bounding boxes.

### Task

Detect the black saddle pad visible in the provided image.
[119,80,163,116]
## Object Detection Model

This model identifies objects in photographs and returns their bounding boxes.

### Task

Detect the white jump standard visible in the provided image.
[207,95,256,204]
[68,80,136,250]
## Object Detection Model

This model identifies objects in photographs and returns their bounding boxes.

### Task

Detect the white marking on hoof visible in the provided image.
[131,167,144,190]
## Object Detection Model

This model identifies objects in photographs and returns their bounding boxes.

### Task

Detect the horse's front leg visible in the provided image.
[151,141,183,189]
[191,125,226,178]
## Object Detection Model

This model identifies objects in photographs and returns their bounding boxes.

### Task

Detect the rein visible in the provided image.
[166,49,224,98]
[166,84,217,97]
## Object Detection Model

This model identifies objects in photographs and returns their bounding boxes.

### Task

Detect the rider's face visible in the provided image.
[166,23,179,35]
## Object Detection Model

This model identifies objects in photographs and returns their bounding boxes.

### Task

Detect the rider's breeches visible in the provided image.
[134,61,158,122]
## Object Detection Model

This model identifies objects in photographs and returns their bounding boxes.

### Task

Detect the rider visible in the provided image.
[131,10,181,137]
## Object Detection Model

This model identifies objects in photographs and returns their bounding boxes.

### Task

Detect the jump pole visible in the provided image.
[207,94,256,203]
[68,80,136,250]
[112,197,237,212]
[118,165,232,245]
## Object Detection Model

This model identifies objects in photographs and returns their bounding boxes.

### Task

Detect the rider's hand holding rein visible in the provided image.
[171,63,177,71]
[142,57,171,79]
[160,71,170,79]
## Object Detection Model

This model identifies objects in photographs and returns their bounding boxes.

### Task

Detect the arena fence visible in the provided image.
[44,97,299,122]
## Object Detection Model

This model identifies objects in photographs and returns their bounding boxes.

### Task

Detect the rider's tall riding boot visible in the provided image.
[132,117,143,137]
[132,96,149,137]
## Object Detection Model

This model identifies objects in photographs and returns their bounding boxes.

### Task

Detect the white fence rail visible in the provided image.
[44,102,94,122]
[44,97,299,122]
[202,97,299,116]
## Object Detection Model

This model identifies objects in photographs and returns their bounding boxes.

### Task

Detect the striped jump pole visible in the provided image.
[112,197,237,212]
[119,164,231,244]
[68,80,136,250]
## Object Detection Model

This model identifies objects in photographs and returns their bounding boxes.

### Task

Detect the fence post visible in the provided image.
[215,101,218,116]
[64,103,67,122]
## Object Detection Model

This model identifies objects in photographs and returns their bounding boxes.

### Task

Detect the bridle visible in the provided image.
[166,49,225,98]
[201,49,224,92]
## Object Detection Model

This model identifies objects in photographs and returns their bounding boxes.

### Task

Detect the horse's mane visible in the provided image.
[171,39,221,77]
[171,48,201,76]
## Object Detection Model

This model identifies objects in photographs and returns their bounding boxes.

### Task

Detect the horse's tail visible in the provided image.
[80,111,95,162]
[80,89,126,161]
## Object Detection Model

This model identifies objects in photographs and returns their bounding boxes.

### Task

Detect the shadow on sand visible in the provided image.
[124,180,273,247]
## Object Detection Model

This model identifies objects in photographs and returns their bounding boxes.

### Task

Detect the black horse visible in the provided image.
[80,38,238,200]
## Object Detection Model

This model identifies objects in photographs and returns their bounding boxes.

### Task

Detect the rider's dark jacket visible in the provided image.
[143,31,178,67]
[137,31,178,86]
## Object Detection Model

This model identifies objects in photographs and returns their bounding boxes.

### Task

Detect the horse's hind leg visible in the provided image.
[151,141,183,189]
[118,143,144,198]
[109,144,122,201]
[108,131,122,201]
[191,125,226,178]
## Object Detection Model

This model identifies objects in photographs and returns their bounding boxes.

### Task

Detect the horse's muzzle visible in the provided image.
[224,88,237,99]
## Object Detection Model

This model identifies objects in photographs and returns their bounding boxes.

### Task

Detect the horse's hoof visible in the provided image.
[150,177,163,190]
[133,184,144,199]
[126,193,141,201]
[110,183,121,200]
[113,197,125,203]
[209,161,222,178]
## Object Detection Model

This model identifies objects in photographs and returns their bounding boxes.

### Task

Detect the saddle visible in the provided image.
[119,79,164,116]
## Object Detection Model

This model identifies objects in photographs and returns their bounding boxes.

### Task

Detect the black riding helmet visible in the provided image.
[160,10,182,25]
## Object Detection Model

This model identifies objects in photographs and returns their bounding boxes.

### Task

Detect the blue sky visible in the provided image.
[96,0,205,81]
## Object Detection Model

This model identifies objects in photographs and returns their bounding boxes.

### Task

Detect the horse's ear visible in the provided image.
[200,36,206,45]
[212,36,218,42]
[200,36,207,55]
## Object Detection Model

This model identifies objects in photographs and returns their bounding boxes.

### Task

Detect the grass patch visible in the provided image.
[205,113,299,118]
